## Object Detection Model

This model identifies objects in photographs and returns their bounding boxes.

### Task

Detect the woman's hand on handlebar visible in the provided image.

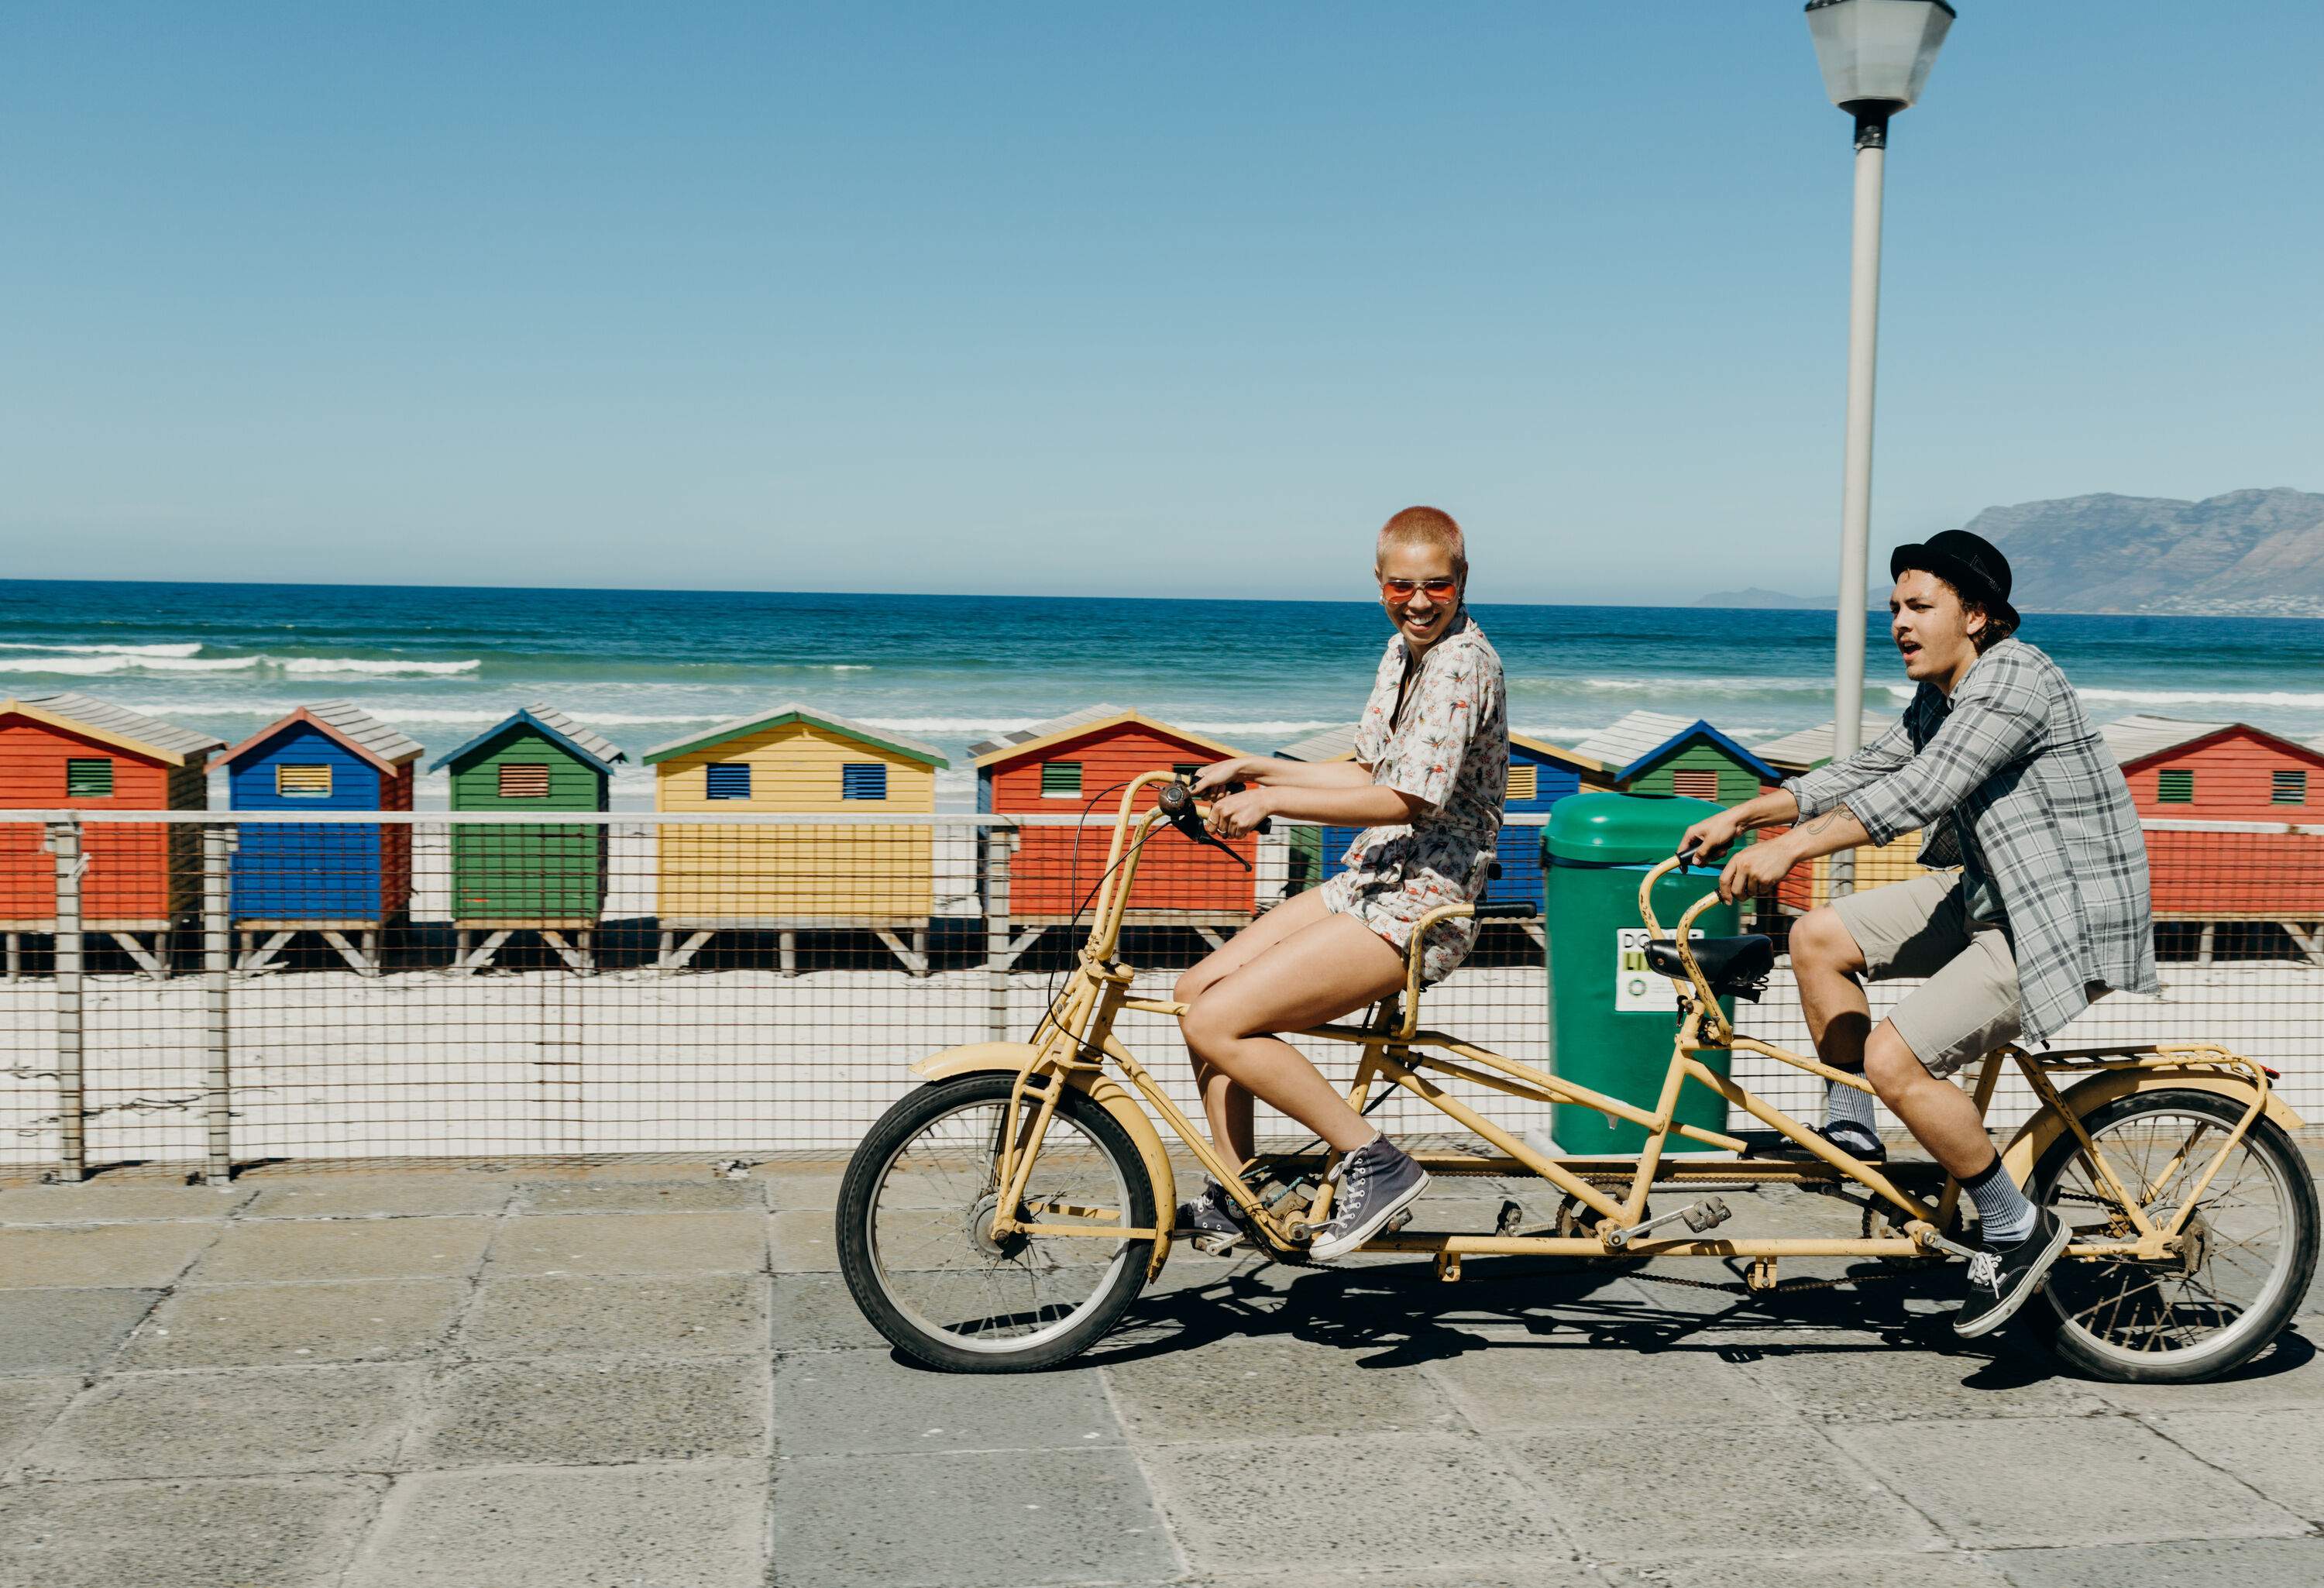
[1189,758,1253,797]
[1205,783,1273,839]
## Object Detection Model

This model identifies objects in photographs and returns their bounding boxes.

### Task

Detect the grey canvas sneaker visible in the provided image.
[1305,1134,1430,1262]
[1174,1178,1253,1254]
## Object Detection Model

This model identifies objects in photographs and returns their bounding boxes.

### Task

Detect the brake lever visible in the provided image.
[1156,779,1257,870]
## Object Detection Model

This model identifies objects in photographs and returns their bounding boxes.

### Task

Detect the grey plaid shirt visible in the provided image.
[1786,638,2159,1043]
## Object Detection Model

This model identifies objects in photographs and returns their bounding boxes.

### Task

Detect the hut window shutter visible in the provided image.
[498,763,552,799]
[2157,768,2195,804]
[65,758,113,798]
[2273,769,2307,805]
[1040,761,1082,798]
[705,762,751,800]
[1505,763,1538,803]
[1670,768,1720,801]
[1173,762,1202,780]
[276,764,332,799]
[841,763,887,800]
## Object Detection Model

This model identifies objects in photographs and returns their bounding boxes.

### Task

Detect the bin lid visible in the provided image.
[1545,790,1725,866]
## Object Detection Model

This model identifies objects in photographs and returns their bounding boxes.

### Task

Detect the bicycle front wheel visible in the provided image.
[2025,1088,2318,1383]
[836,1071,1156,1373]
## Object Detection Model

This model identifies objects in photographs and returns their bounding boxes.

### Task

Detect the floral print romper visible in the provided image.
[1321,611,1509,985]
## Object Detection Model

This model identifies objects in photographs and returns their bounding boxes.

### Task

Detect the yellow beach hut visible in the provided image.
[1753,715,1930,913]
[642,703,947,974]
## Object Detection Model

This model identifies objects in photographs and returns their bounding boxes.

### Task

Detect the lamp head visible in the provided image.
[1805,0,1955,115]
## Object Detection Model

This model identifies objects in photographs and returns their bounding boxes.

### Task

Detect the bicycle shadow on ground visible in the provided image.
[1085,1253,2317,1389]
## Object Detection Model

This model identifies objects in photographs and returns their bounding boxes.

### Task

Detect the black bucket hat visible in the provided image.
[1890,529,2019,630]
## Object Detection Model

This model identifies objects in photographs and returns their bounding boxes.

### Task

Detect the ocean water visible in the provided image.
[4,579,2322,810]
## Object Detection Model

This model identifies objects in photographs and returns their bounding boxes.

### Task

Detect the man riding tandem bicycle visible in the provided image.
[834,515,2318,1383]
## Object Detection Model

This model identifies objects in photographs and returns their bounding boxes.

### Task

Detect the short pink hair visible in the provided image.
[1376,506,1467,578]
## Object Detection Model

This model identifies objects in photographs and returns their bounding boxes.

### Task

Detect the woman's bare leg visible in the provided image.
[1179,912,1408,1158]
[1172,890,1335,1168]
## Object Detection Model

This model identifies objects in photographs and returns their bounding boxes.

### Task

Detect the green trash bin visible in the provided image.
[1543,792,1741,1154]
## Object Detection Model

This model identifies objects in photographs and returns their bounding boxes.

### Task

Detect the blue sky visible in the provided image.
[2,3,2318,604]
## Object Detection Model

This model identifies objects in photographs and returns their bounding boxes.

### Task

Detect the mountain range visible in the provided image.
[1698,489,2324,617]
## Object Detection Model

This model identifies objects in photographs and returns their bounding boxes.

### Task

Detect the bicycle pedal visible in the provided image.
[1384,1208,1414,1236]
[1682,1197,1733,1233]
[1494,1199,1523,1237]
[1188,1232,1243,1256]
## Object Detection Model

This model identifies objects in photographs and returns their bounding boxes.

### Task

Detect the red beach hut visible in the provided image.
[1,693,225,976]
[2103,715,2324,960]
[971,705,1255,961]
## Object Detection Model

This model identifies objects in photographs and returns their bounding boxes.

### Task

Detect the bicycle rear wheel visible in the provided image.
[836,1071,1156,1373]
[2024,1088,2318,1383]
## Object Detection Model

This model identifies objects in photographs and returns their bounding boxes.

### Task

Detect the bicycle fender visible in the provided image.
[1999,1067,2308,1188]
[907,1042,1176,1279]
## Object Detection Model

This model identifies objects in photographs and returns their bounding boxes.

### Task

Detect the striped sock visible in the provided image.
[1824,1076,1880,1150]
[1961,1156,2037,1246]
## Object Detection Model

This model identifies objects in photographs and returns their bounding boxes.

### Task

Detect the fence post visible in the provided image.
[48,820,86,1183]
[201,824,235,1186]
[985,826,1016,1043]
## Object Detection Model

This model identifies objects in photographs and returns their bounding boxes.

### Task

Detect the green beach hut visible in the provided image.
[429,704,627,972]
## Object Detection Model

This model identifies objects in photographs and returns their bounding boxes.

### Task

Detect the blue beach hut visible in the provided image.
[210,701,422,974]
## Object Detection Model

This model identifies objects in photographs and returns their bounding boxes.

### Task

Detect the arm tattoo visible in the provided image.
[1797,803,1857,838]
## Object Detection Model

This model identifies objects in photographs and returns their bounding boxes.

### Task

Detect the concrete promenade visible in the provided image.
[2,1157,2320,1587]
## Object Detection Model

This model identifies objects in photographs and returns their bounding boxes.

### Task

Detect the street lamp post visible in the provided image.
[1804,0,1953,895]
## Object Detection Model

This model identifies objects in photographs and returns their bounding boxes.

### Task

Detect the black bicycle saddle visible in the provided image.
[1645,934,1775,1001]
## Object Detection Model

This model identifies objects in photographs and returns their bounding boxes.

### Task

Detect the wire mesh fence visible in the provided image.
[1,809,2318,1181]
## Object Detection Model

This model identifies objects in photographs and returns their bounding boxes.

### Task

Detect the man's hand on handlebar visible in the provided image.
[1676,809,1745,867]
[1715,839,1794,905]
[1204,784,1273,840]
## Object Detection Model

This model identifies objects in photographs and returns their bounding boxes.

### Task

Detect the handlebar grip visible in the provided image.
[1472,900,1538,919]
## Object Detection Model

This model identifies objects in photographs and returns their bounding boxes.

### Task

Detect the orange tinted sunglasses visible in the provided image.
[1380,577,1459,600]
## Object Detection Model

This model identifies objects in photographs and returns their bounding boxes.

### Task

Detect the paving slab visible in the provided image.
[1504,1419,1940,1558]
[511,1177,765,1213]
[2083,1335,2324,1414]
[22,1363,421,1480]
[761,1169,844,1210]
[189,1215,494,1284]
[241,1175,514,1220]
[0,1376,78,1475]
[1101,1332,1469,1442]
[484,1211,765,1277]
[1736,1336,2113,1421]
[2145,1408,2324,1517]
[1600,1555,2010,1588]
[344,1460,766,1588]
[1144,1432,1573,1575]
[1982,1536,2324,1588]
[1425,1336,1791,1428]
[407,1356,767,1467]
[0,1181,253,1224]
[0,1221,221,1288]
[0,1474,383,1588]
[774,1349,1122,1456]
[458,1273,768,1360]
[0,1286,161,1375]
[1178,1569,1600,1588]
[120,1279,467,1370]
[769,1272,891,1351]
[1827,1414,2309,1548]
[769,1208,842,1271]
[771,1447,1177,1588]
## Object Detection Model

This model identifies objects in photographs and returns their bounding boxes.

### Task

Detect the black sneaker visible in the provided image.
[1306,1135,1430,1263]
[1174,1179,1252,1254]
[1954,1208,2071,1339]
[1762,1122,1888,1165]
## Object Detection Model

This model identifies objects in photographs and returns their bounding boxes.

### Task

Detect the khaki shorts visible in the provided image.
[1830,871,2021,1078]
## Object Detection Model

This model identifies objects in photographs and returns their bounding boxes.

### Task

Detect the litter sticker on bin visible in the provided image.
[1615,927,1703,1012]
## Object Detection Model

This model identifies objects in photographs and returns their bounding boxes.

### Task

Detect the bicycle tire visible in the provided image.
[836,1071,1156,1373]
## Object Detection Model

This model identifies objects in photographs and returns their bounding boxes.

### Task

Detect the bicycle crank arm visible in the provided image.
[1604,1197,1731,1250]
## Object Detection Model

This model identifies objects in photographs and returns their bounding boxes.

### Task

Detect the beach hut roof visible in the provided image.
[641,703,947,768]
[1274,724,1359,762]
[969,705,1243,768]
[1509,732,1607,777]
[212,699,423,775]
[428,704,627,775]
[1752,714,1893,775]
[2101,715,2324,774]
[2,691,225,767]
[1571,710,1778,785]
[2099,713,2233,768]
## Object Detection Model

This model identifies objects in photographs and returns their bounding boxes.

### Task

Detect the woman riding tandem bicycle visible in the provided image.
[835,514,2315,1382]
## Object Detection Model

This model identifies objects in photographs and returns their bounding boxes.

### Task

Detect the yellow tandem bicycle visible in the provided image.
[837,772,2317,1381]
